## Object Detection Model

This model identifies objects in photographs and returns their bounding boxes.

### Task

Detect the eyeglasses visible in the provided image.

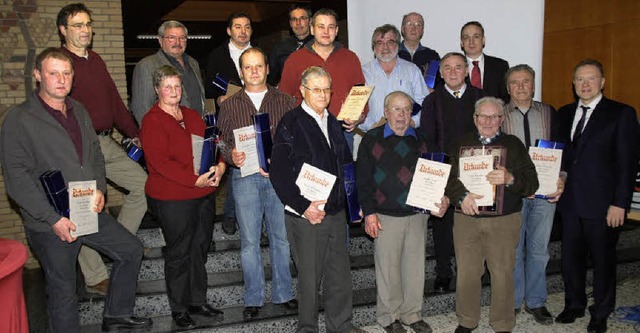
[374,40,398,48]
[303,86,332,95]
[404,21,423,28]
[67,22,93,29]
[163,35,187,42]
[387,106,412,114]
[475,114,503,121]
[289,16,309,23]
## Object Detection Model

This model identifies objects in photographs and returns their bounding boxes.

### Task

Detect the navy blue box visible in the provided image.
[253,113,272,172]
[39,170,69,218]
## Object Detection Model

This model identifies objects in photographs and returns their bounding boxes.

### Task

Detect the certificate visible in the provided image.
[68,180,98,238]
[336,86,374,121]
[406,158,451,212]
[233,125,260,177]
[285,163,337,216]
[458,154,495,207]
[529,146,562,197]
[226,83,242,97]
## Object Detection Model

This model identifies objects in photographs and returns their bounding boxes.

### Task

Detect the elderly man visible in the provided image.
[555,59,639,333]
[420,52,484,294]
[501,64,562,324]
[397,12,440,82]
[360,24,428,133]
[0,47,151,333]
[270,66,365,333]
[217,48,297,320]
[131,20,205,123]
[357,91,447,333]
[446,97,538,333]
[57,3,147,295]
[279,8,367,151]
[268,4,313,86]
[460,21,509,102]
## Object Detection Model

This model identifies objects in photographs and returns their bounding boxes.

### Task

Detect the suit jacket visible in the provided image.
[130,50,204,124]
[557,97,639,219]
[204,41,243,101]
[466,54,509,102]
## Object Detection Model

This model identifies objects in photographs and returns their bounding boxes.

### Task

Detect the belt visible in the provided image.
[96,129,113,136]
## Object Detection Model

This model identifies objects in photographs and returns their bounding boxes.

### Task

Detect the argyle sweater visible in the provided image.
[356,125,430,217]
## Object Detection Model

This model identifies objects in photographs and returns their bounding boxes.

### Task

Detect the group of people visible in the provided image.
[0,3,638,333]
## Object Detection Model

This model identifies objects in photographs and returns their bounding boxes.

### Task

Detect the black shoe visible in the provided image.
[433,276,451,293]
[524,305,553,325]
[587,317,607,333]
[172,312,196,329]
[242,306,260,320]
[102,316,152,331]
[515,307,521,315]
[407,320,432,333]
[555,308,585,323]
[276,299,298,310]
[222,216,237,235]
[454,325,475,333]
[188,304,224,318]
[383,320,407,333]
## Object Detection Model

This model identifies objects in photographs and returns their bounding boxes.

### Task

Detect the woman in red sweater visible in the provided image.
[140,65,226,329]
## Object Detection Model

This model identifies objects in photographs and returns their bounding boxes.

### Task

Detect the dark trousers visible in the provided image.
[560,209,619,320]
[27,213,143,333]
[285,211,353,333]
[148,194,215,313]
[432,206,454,278]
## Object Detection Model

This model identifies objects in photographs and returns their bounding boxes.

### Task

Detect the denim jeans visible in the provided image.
[514,198,556,309]
[232,169,294,306]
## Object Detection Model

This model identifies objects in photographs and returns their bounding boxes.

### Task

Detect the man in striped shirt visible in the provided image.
[501,64,563,325]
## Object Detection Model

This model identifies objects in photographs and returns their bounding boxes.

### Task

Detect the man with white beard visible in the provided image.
[360,24,429,134]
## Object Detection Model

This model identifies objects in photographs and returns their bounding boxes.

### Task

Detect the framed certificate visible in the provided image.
[457,145,507,215]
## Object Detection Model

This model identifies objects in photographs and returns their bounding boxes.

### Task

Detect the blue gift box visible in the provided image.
[211,73,229,94]
[198,127,220,175]
[39,170,69,218]
[343,162,361,222]
[253,113,272,172]
[204,113,217,128]
[123,141,143,162]
[425,60,440,89]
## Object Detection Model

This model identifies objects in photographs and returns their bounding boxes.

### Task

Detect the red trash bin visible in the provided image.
[0,238,29,333]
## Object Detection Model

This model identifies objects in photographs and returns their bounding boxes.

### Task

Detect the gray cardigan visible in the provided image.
[0,93,107,233]
[130,50,205,124]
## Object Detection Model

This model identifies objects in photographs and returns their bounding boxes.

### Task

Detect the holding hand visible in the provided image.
[52,217,77,243]
[461,193,484,216]
[364,214,383,238]
[304,200,327,224]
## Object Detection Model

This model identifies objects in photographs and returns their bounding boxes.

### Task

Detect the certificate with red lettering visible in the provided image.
[68,180,98,238]
[406,158,451,212]
[529,146,562,197]
[337,86,374,121]
[233,125,260,177]
[459,154,496,207]
[285,163,336,216]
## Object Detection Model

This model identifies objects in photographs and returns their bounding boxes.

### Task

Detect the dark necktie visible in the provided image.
[454,91,460,98]
[572,106,589,143]
[471,60,482,89]
[521,109,531,149]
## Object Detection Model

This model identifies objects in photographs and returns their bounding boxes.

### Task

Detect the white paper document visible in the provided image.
[285,163,337,216]
[406,158,451,212]
[529,146,562,197]
[458,155,495,206]
[68,180,98,238]
[233,125,260,177]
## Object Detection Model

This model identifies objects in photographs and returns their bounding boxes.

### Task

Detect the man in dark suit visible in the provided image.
[460,21,509,102]
[555,59,639,333]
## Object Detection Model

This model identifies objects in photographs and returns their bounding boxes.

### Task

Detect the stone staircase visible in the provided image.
[77,216,640,333]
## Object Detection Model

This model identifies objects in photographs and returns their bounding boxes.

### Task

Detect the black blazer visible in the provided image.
[557,97,639,219]
[204,40,243,100]
[466,54,509,102]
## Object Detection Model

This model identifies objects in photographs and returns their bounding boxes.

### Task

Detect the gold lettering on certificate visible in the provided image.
[72,187,95,198]
[531,152,558,162]
[302,170,330,187]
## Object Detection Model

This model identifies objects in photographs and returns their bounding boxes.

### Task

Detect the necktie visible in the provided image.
[454,91,460,98]
[572,106,589,143]
[521,109,531,149]
[471,60,482,89]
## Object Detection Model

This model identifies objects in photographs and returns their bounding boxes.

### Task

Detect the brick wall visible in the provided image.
[0,0,127,268]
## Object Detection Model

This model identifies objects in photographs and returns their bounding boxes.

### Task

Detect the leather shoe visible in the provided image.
[188,304,223,318]
[102,316,152,331]
[433,276,451,293]
[407,320,432,333]
[525,305,554,325]
[454,325,475,333]
[276,299,298,310]
[242,306,260,320]
[172,312,196,329]
[383,320,407,333]
[555,308,585,323]
[587,317,607,333]
[222,216,237,235]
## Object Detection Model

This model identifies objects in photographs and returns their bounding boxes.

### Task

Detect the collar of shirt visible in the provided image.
[478,130,502,145]
[301,100,328,122]
[466,53,485,67]
[445,82,467,97]
[161,50,189,70]
[578,93,603,110]
[383,123,417,138]
[399,41,426,56]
